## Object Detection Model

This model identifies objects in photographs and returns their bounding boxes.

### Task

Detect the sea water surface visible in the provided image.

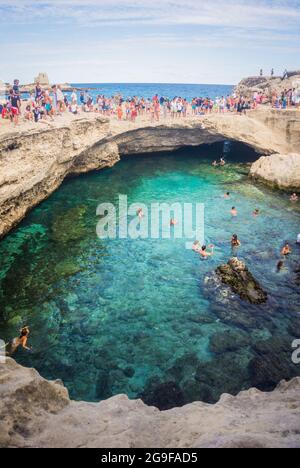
[71,83,234,101]
[0,145,299,409]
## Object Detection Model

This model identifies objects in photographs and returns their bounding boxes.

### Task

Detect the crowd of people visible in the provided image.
[1,78,299,128]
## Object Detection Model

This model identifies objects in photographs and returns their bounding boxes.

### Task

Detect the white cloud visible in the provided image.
[0,0,300,30]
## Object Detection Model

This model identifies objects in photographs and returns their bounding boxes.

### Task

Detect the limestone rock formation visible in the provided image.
[1,358,300,448]
[235,74,300,100]
[0,108,299,239]
[34,72,50,86]
[216,258,268,304]
[250,153,300,190]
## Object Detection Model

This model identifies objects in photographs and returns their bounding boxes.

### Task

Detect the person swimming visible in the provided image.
[281,242,291,256]
[137,208,144,221]
[276,260,285,272]
[253,208,260,217]
[170,218,178,226]
[290,193,298,202]
[231,207,238,217]
[192,241,201,252]
[231,234,241,248]
[199,244,214,258]
[9,326,31,355]
[220,157,226,166]
[212,160,218,167]
[224,192,230,199]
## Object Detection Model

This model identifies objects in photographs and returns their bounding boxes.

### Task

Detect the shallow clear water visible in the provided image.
[0,145,299,409]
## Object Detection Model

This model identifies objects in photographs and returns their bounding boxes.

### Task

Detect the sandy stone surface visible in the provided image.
[1,359,300,448]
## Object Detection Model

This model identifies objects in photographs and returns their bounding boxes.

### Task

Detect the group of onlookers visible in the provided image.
[1,78,299,127]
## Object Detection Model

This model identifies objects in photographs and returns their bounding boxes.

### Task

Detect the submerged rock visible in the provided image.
[140,381,185,411]
[209,329,250,355]
[216,258,268,304]
[249,335,299,391]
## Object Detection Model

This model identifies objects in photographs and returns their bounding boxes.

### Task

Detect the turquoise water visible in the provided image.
[0,145,299,409]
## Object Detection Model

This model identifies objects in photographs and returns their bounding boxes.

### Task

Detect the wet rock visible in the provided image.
[140,381,184,410]
[216,258,268,304]
[210,329,250,355]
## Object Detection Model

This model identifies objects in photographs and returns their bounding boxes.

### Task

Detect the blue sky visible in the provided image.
[0,0,299,85]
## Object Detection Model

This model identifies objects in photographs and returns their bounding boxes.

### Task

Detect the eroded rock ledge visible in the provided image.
[1,358,300,448]
[0,109,299,239]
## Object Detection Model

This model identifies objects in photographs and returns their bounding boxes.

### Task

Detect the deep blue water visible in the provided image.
[71,83,233,101]
[0,144,299,410]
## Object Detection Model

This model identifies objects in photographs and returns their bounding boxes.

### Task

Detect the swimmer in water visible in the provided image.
[192,241,201,252]
[231,234,241,248]
[137,208,144,221]
[9,326,31,355]
[231,206,238,217]
[290,193,298,202]
[170,218,178,226]
[224,192,230,199]
[281,242,292,256]
[212,160,218,167]
[276,260,285,272]
[199,244,214,258]
[253,208,260,217]
[220,157,226,166]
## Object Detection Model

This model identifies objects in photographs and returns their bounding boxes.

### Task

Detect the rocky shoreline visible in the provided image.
[1,358,300,448]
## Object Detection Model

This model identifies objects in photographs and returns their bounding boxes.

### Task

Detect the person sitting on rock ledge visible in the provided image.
[9,326,31,355]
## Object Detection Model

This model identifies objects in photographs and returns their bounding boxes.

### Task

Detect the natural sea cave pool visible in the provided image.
[0,143,299,410]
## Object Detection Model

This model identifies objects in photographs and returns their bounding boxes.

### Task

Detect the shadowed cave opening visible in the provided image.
[0,140,299,411]
[122,140,261,165]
